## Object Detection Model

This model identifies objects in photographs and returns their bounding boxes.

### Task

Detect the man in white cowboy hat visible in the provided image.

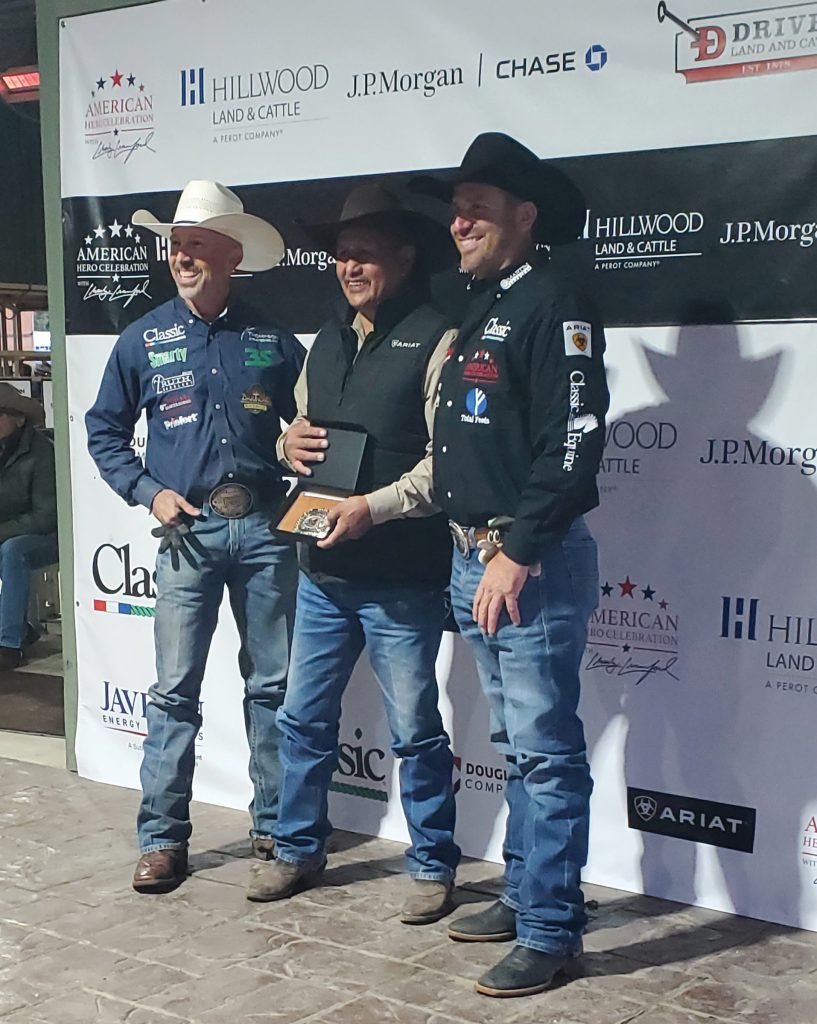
[412,133,610,997]
[0,384,57,672]
[86,180,306,895]
[246,182,462,923]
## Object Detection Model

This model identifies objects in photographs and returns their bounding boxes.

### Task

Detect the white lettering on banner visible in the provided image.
[720,219,817,246]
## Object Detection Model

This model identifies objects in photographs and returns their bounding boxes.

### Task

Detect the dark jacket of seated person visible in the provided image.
[0,384,58,670]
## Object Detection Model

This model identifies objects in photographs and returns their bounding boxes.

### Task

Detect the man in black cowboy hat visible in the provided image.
[247,183,461,923]
[413,133,609,996]
[0,384,57,672]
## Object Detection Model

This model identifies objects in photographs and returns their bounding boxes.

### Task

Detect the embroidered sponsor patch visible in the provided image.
[391,339,422,349]
[241,385,271,414]
[163,412,199,431]
[148,346,187,369]
[461,387,491,425]
[563,320,592,358]
[240,327,280,345]
[463,349,499,384]
[243,346,277,368]
[143,324,187,347]
[481,316,512,343]
[158,393,193,414]
[153,370,194,395]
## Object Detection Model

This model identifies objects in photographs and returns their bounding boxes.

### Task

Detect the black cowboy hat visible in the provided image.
[299,183,456,273]
[410,132,587,245]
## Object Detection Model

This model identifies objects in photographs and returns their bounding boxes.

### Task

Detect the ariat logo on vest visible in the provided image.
[392,339,422,349]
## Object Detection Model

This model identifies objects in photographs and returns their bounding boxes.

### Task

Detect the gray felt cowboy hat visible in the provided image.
[0,384,45,426]
[299,182,456,273]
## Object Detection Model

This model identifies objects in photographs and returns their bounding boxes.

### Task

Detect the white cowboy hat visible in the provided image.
[132,180,285,272]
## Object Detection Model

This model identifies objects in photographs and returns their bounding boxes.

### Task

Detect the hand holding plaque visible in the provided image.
[272,424,367,545]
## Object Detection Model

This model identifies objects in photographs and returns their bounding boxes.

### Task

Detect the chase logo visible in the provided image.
[181,67,206,106]
[585,44,608,71]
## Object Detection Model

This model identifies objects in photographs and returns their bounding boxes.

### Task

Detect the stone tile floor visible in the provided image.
[1,756,815,1023]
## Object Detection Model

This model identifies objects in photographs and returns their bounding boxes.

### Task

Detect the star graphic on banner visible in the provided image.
[127,73,136,87]
[111,69,123,87]
[642,585,656,601]
[112,273,120,282]
[659,599,669,610]
[96,76,105,90]
[619,576,636,598]
[90,90,95,98]
[124,224,133,238]
[139,83,145,92]
[134,234,141,243]
[109,219,122,237]
[84,235,92,245]
[600,582,613,597]
[622,644,631,653]
[113,128,119,136]
[93,224,106,239]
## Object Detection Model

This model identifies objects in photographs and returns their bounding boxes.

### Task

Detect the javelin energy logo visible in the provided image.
[659,1,817,82]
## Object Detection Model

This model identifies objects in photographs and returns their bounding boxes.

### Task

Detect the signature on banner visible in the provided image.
[584,650,679,685]
[93,130,156,164]
[82,280,151,307]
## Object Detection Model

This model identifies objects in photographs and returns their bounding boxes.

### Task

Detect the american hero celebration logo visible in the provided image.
[74,219,151,308]
[83,68,156,162]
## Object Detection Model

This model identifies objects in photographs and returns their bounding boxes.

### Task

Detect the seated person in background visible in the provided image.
[0,384,58,671]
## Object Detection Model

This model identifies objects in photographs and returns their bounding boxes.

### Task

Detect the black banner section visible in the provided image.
[63,134,817,336]
[627,786,757,853]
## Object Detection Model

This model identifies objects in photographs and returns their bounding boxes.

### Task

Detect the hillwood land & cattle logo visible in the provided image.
[74,219,151,308]
[585,573,680,685]
[658,1,817,82]
[83,69,156,161]
[627,786,756,852]
[721,595,817,699]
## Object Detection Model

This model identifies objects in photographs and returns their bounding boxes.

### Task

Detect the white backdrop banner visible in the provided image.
[60,0,817,932]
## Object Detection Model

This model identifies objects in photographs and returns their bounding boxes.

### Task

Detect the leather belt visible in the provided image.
[209,482,254,519]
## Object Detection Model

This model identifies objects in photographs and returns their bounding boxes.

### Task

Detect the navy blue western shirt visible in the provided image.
[86,296,306,509]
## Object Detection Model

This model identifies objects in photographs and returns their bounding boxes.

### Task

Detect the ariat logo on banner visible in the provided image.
[627,786,756,853]
[659,1,817,83]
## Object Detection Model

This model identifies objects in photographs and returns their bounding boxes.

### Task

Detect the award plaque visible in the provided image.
[271,425,367,545]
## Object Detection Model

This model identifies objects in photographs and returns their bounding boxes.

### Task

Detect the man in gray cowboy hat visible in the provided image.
[246,182,461,923]
[413,133,610,996]
[0,384,57,672]
[86,180,305,895]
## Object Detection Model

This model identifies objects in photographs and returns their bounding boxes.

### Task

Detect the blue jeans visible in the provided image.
[0,533,59,648]
[137,508,297,853]
[450,517,598,954]
[274,572,460,880]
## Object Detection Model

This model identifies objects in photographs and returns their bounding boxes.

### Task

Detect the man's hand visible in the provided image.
[473,550,530,634]
[317,495,373,549]
[283,419,328,476]
[150,488,202,526]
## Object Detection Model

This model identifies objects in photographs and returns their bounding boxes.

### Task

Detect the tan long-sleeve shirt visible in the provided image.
[277,313,456,525]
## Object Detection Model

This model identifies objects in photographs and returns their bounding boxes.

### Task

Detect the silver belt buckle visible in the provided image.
[209,482,253,519]
[449,521,470,557]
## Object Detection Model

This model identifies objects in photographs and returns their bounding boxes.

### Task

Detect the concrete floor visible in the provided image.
[0,758,816,1023]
